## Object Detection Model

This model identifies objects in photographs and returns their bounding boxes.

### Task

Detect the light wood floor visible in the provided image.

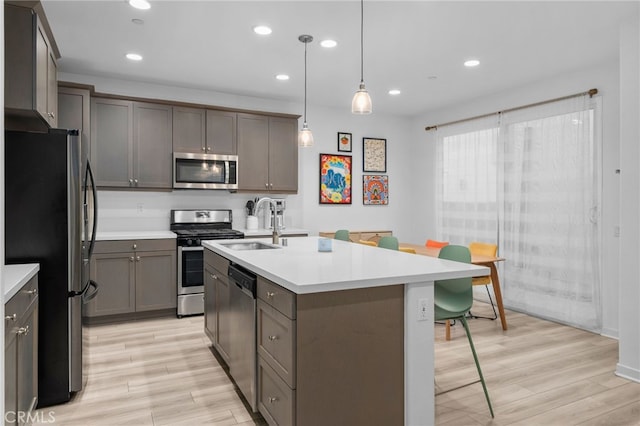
[34,303,639,426]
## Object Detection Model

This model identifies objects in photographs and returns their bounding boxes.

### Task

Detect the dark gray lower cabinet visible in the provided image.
[85,239,176,318]
[203,250,231,364]
[4,275,39,426]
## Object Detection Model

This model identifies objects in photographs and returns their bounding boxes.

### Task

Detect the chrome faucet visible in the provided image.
[255,197,281,244]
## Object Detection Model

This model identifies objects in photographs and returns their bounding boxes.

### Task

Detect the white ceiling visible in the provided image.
[41,0,638,117]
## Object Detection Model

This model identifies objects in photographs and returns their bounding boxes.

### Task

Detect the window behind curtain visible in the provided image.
[435,95,602,331]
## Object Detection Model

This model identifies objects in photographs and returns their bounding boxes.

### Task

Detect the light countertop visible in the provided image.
[3,263,40,301]
[203,236,488,295]
[96,231,177,241]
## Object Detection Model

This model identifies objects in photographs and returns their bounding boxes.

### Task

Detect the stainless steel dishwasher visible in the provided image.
[228,263,258,412]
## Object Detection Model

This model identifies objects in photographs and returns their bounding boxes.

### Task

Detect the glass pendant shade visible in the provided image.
[298,123,314,147]
[352,82,372,114]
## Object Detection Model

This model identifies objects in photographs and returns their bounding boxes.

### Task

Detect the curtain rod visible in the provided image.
[424,88,598,131]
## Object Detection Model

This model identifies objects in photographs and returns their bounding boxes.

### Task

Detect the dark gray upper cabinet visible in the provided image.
[206,110,237,155]
[91,98,133,188]
[58,86,91,158]
[172,107,237,155]
[133,102,173,189]
[91,98,172,190]
[237,113,298,193]
[172,106,206,153]
[5,3,59,131]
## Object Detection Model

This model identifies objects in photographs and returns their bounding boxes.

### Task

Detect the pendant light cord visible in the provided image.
[360,0,364,84]
[304,39,308,123]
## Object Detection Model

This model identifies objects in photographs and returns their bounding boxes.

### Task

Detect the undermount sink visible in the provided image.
[220,241,281,251]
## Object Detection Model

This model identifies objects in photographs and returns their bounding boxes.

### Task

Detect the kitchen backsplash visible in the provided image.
[96,191,301,232]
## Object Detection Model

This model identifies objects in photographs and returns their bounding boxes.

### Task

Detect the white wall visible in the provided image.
[410,60,622,337]
[616,17,640,383]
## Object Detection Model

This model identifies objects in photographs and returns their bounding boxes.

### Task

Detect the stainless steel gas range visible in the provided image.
[170,209,244,317]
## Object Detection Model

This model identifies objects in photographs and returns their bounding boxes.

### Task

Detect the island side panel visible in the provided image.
[405,281,435,425]
[296,284,405,426]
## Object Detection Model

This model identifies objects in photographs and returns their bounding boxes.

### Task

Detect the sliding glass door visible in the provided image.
[435,94,602,331]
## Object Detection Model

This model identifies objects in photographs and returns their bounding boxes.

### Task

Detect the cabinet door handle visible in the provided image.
[50,112,55,119]
[5,314,17,322]
[268,335,278,341]
[265,183,269,189]
[266,291,275,298]
[130,257,135,262]
[211,274,218,280]
[270,183,273,189]
[268,397,278,404]
[134,179,139,185]
[206,147,211,151]
[136,256,141,262]
[25,288,38,295]
[129,179,134,186]
[133,243,137,249]
[201,147,206,151]
[17,326,29,336]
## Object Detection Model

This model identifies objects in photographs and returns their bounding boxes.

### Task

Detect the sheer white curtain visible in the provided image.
[434,94,602,331]
[435,116,499,245]
[499,95,601,331]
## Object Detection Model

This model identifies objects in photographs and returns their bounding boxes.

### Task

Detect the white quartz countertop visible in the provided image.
[3,264,40,301]
[96,231,177,241]
[239,228,309,237]
[203,236,489,294]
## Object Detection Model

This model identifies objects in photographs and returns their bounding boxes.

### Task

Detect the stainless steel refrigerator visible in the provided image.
[5,128,98,407]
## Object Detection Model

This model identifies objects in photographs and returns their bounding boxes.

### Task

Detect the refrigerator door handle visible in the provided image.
[82,280,99,303]
[86,160,98,260]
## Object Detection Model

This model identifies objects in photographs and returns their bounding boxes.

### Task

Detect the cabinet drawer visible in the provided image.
[204,249,229,274]
[5,276,38,324]
[258,277,296,319]
[94,239,175,254]
[258,357,295,426]
[257,300,296,388]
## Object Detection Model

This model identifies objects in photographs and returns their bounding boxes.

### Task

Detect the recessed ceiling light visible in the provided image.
[253,25,272,35]
[131,18,144,25]
[320,39,337,48]
[276,74,290,81]
[464,59,480,67]
[126,53,143,61]
[388,89,401,95]
[128,0,150,10]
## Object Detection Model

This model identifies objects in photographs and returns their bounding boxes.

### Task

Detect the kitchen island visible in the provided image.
[203,237,488,426]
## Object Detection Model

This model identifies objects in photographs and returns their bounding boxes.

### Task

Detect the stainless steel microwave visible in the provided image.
[173,152,238,190]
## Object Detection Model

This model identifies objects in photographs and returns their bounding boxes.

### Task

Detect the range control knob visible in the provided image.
[195,239,201,246]
[186,239,193,246]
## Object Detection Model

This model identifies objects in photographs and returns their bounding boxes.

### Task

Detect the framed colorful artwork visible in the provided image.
[363,137,386,172]
[319,154,352,204]
[337,132,352,152]
[363,175,389,205]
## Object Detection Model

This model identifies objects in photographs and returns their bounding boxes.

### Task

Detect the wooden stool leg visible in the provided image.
[445,320,451,341]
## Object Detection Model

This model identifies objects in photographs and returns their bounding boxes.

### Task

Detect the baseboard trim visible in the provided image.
[615,363,640,383]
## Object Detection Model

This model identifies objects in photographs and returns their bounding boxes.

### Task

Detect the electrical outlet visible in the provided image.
[418,298,429,321]
[137,203,144,213]
[614,225,620,237]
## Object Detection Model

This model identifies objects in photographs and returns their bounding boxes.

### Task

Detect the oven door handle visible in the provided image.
[178,246,205,252]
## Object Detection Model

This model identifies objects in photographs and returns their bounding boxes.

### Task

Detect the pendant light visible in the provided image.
[352,0,372,114]
[298,34,314,147]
